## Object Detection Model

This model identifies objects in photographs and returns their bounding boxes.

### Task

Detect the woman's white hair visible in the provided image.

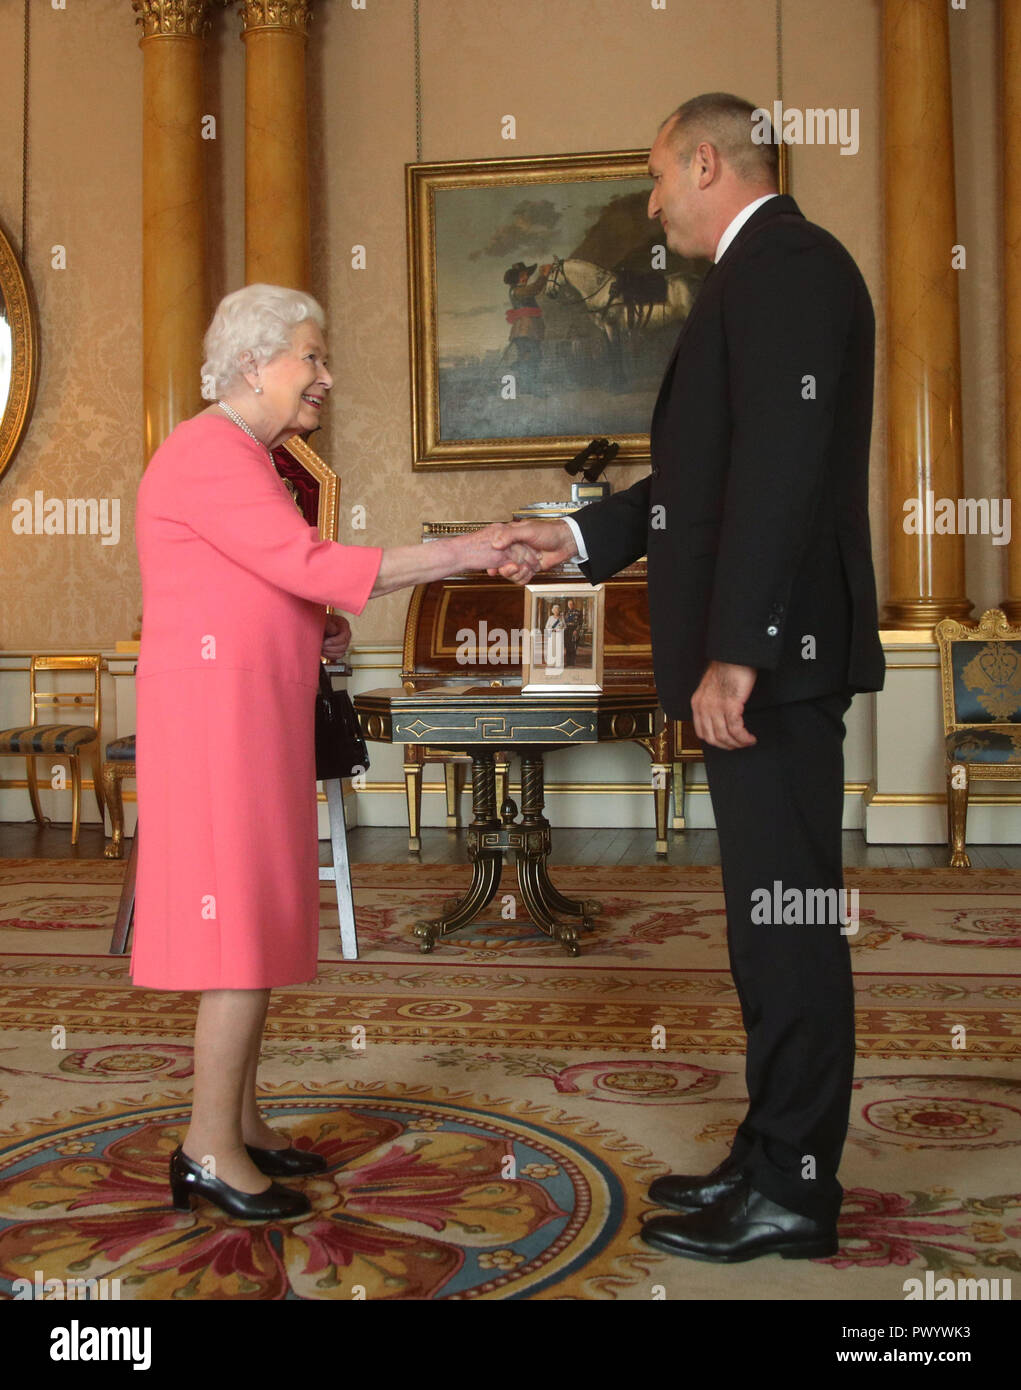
[200,284,326,400]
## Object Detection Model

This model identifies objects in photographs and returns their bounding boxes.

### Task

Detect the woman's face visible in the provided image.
[255,321,333,440]
[551,605,561,616]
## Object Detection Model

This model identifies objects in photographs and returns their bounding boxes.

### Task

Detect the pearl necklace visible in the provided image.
[217,400,272,458]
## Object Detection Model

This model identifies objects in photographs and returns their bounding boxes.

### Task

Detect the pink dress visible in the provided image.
[130,414,382,991]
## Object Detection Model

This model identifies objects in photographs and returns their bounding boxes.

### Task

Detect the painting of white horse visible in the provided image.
[408,151,712,469]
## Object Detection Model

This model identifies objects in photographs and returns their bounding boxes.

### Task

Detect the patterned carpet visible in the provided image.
[0,857,1019,1301]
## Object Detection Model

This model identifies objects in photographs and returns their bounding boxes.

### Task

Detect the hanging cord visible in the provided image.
[21,0,30,257]
[776,0,787,191]
[775,0,784,107]
[413,0,422,162]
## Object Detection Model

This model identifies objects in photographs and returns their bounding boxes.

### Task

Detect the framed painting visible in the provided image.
[275,433,339,540]
[407,150,714,472]
[522,582,604,694]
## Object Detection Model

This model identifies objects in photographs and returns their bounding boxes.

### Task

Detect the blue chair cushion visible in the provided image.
[946,728,1021,764]
[0,725,99,755]
[950,640,1021,722]
[105,736,136,762]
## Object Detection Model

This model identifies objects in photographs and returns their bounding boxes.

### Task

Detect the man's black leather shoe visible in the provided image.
[640,1179,838,1262]
[647,1154,746,1213]
[245,1144,327,1177]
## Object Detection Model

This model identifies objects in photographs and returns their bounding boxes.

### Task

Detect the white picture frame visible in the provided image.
[521,582,604,694]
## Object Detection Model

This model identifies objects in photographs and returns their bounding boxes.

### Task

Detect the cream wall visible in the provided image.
[0,0,1007,646]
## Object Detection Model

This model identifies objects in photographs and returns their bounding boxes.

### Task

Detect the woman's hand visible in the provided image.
[322,612,352,660]
[369,529,541,597]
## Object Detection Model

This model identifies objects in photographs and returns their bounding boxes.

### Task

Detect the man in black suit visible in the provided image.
[498,92,884,1262]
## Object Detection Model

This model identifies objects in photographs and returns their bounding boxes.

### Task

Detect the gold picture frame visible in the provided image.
[280,433,339,541]
[407,149,714,472]
[0,218,39,483]
[522,582,604,694]
[407,142,788,474]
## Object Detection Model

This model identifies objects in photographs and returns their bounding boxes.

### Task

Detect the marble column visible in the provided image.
[133,0,214,464]
[239,1,313,291]
[1002,3,1021,621]
[882,0,972,627]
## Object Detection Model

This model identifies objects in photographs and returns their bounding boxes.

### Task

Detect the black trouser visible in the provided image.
[701,691,855,1223]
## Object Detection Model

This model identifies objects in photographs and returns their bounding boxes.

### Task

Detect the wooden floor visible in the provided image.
[2,821,1020,869]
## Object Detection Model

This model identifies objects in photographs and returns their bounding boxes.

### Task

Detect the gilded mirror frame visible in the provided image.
[0,220,39,482]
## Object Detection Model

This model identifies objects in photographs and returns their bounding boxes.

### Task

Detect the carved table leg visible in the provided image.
[515,753,597,956]
[415,752,502,951]
[403,752,423,852]
[521,754,600,922]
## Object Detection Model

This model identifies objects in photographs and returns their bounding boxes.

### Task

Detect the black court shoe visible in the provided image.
[245,1143,328,1177]
[170,1146,311,1220]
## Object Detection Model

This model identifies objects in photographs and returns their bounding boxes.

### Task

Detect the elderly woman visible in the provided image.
[133,284,537,1221]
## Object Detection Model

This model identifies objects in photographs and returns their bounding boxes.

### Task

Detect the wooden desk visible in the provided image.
[356,686,661,955]
[399,552,703,851]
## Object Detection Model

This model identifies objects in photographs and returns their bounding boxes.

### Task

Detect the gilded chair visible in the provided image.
[0,654,105,845]
[102,734,136,859]
[934,608,1021,869]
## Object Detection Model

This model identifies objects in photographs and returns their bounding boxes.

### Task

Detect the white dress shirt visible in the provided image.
[562,193,780,563]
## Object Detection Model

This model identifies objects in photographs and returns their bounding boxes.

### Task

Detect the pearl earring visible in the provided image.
[254,386,263,395]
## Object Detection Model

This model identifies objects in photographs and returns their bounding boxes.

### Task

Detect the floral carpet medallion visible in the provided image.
[0,1087,657,1301]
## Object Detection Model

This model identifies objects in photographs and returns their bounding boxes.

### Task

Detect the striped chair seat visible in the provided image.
[105,736,136,762]
[0,725,100,755]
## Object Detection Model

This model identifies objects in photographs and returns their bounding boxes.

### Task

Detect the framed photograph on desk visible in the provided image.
[522,583,604,694]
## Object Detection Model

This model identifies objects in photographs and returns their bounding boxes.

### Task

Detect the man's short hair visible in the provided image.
[661,92,779,186]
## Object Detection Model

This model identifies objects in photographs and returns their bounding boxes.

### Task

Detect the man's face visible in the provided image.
[647,120,702,258]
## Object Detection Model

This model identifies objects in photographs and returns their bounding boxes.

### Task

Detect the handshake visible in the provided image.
[459,520,579,585]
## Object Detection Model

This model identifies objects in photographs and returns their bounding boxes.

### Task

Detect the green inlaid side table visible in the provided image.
[354,686,661,956]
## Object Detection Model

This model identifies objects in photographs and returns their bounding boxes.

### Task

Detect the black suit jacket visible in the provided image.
[574,194,885,720]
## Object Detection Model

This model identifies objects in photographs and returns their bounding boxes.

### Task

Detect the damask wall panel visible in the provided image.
[0,0,142,651]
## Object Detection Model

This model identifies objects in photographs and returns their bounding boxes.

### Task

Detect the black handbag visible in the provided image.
[315,663,370,780]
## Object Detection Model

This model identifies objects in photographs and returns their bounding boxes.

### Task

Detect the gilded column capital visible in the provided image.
[238,2,313,38]
[131,0,223,39]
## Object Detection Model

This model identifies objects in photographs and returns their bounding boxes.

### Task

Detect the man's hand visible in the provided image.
[322,612,352,660]
[485,519,578,583]
[691,661,758,750]
[457,524,541,583]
